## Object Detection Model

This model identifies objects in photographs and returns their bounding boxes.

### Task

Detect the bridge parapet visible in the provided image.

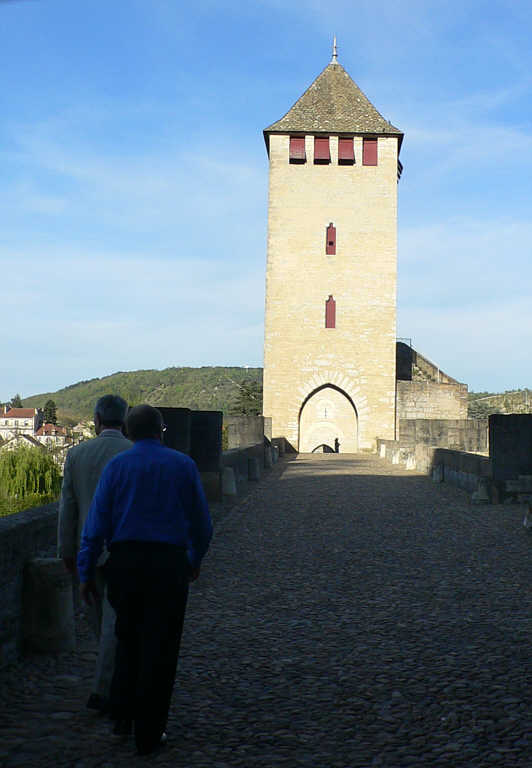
[0,502,58,668]
[378,438,492,499]
[1,415,282,667]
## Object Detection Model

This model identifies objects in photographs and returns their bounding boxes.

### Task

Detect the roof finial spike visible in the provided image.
[332,35,338,63]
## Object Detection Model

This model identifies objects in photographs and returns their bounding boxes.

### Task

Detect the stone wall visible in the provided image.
[224,415,266,450]
[399,418,488,454]
[0,502,58,668]
[396,342,461,385]
[431,448,492,493]
[377,440,492,494]
[397,381,468,421]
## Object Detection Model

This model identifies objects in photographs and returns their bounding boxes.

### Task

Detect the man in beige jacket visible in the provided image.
[58,394,132,713]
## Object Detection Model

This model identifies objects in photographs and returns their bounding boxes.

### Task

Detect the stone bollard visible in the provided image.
[471,477,490,505]
[23,558,75,653]
[405,454,416,471]
[432,464,443,483]
[248,456,261,481]
[272,445,279,464]
[264,445,273,469]
[222,467,237,496]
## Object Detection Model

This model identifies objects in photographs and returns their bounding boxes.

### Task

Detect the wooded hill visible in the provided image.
[468,389,532,418]
[22,367,263,426]
[20,371,531,425]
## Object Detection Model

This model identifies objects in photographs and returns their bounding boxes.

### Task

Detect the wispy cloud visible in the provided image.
[2,111,268,259]
[0,245,265,398]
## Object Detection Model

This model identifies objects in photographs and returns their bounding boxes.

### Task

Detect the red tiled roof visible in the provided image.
[2,408,37,419]
[36,423,66,436]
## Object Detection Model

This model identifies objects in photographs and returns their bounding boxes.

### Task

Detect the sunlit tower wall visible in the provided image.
[263,49,403,452]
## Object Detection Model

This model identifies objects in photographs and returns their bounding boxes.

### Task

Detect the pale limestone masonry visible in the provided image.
[397,380,468,422]
[263,60,402,451]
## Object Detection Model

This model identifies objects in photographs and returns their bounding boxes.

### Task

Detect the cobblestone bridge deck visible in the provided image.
[1,454,530,767]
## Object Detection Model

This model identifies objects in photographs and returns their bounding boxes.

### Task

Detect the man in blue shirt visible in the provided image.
[78,404,212,756]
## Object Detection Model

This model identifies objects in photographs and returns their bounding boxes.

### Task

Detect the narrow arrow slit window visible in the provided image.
[326,223,336,255]
[325,295,336,328]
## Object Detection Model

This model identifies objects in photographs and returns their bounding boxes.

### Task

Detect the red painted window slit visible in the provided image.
[326,223,336,255]
[325,295,336,328]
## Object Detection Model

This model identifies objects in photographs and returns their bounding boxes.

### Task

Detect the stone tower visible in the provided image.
[263,48,403,452]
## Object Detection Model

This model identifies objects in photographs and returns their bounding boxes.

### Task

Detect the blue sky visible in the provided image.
[1,0,531,399]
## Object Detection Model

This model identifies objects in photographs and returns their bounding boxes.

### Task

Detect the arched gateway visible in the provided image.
[299,385,358,453]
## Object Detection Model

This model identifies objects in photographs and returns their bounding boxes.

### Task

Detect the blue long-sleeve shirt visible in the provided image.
[77,439,213,583]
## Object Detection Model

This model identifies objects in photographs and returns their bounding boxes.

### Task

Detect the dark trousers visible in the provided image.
[106,541,189,753]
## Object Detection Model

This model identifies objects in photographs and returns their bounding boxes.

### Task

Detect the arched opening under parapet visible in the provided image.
[312,443,335,453]
[298,384,358,453]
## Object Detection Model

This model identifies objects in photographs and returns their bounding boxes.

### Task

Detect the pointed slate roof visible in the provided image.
[264,61,402,148]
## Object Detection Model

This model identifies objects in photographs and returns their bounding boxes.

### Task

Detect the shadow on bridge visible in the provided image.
[0,452,529,768]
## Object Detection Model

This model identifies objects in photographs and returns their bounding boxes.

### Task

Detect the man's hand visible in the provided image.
[189,567,201,582]
[79,581,99,606]
[63,557,76,575]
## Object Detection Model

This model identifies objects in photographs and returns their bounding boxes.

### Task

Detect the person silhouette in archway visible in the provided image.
[334,437,340,453]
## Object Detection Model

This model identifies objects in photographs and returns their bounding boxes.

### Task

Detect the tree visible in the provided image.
[10,394,23,408]
[43,399,58,424]
[0,446,61,499]
[229,379,263,416]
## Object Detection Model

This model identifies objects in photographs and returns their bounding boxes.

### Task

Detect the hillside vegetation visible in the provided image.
[468,389,532,418]
[22,367,263,425]
[20,371,531,425]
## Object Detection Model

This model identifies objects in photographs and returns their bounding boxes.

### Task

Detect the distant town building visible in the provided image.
[72,421,94,440]
[35,423,69,449]
[0,407,42,441]
[0,407,75,470]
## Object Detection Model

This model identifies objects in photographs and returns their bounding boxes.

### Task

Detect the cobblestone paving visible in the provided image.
[1,454,530,767]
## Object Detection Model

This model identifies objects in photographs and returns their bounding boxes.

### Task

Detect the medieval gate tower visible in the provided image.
[263,44,403,452]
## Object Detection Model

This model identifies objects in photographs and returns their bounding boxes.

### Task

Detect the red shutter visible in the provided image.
[325,295,336,328]
[314,136,330,163]
[326,223,336,255]
[338,137,354,163]
[289,136,306,162]
[363,137,378,166]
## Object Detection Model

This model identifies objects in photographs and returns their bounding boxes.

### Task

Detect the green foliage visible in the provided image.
[23,367,264,423]
[0,446,62,500]
[0,492,58,518]
[468,388,532,417]
[10,394,23,408]
[43,399,58,424]
[229,378,263,415]
[468,400,501,419]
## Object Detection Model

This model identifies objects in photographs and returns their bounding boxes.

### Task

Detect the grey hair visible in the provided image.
[94,395,128,427]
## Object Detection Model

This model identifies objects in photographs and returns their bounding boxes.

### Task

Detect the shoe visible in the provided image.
[86,693,110,714]
[112,718,133,738]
